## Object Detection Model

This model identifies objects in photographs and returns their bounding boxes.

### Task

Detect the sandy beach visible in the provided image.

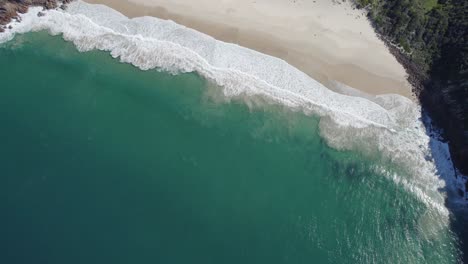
[83,0,413,98]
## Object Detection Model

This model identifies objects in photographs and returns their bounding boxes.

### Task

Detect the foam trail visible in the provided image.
[0,1,463,219]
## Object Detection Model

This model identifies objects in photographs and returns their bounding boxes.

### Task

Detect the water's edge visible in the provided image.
[1,0,466,224]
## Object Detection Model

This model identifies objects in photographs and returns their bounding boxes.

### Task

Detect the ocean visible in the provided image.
[0,1,465,263]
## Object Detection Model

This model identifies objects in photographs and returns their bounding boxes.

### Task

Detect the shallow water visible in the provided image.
[0,32,461,263]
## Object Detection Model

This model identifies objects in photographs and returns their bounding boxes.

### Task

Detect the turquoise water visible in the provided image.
[0,32,461,263]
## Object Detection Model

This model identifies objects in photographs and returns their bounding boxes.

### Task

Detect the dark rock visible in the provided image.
[0,1,75,26]
[44,0,58,10]
[37,11,45,17]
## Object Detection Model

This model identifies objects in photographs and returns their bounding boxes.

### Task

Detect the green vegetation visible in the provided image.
[355,0,468,174]
[356,0,451,70]
[422,0,438,12]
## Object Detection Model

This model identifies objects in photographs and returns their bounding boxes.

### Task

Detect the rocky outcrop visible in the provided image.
[0,0,73,28]
[355,0,468,199]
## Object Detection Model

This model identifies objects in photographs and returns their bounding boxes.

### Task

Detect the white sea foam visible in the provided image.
[1,1,464,217]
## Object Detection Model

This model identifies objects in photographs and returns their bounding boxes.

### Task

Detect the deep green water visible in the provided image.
[0,32,461,263]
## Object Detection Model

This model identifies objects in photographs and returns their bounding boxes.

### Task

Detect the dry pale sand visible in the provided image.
[83,0,413,99]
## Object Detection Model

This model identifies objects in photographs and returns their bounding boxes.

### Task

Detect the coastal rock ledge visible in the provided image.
[0,0,73,32]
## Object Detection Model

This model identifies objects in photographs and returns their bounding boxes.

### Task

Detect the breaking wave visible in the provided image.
[0,1,462,219]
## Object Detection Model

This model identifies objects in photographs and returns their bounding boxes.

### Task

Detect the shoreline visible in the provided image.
[83,0,414,99]
[75,0,468,204]
[1,0,465,203]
